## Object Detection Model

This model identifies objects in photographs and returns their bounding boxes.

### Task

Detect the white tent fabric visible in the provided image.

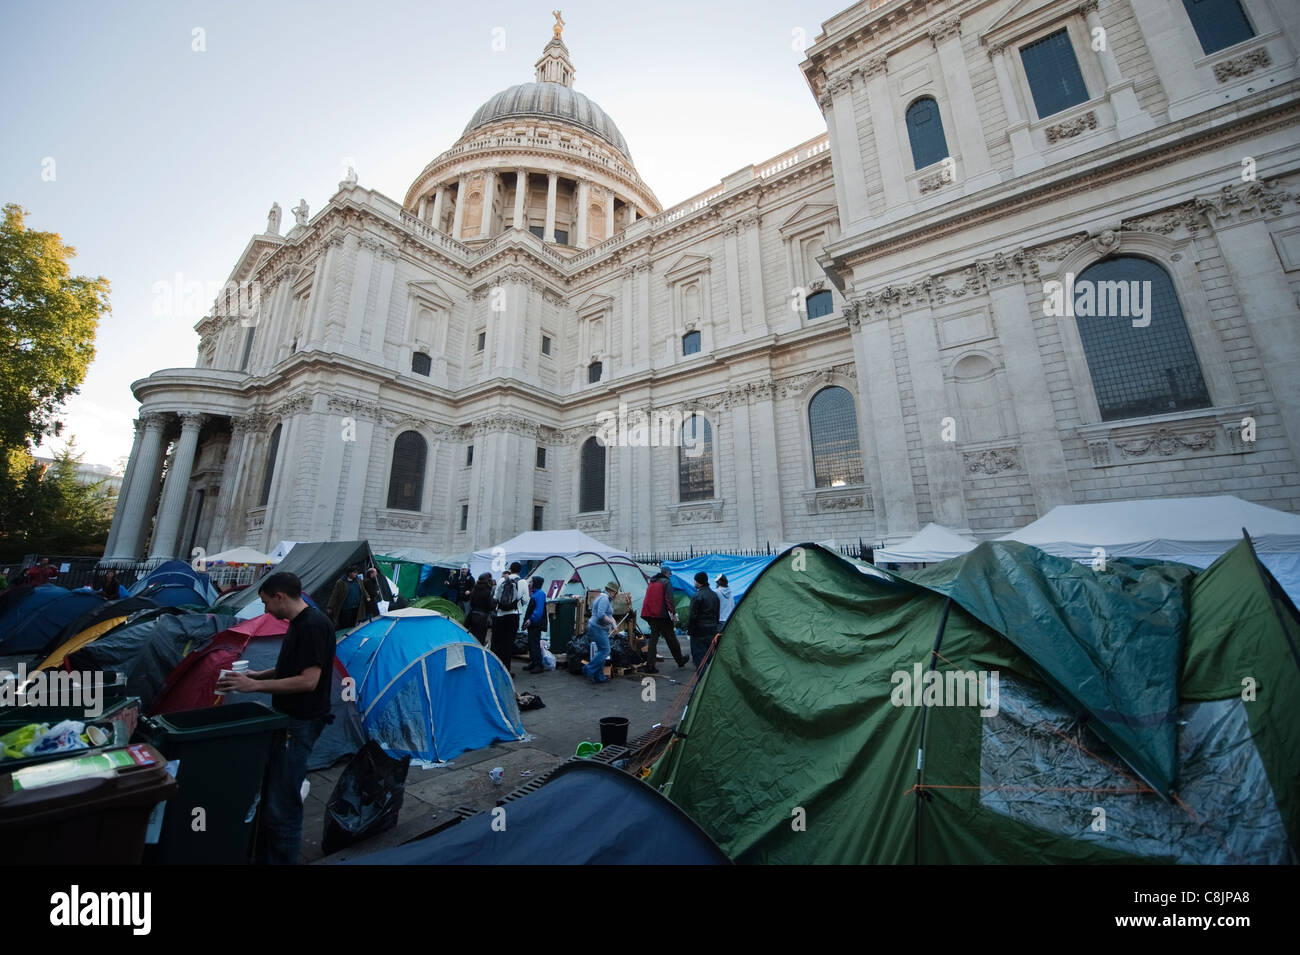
[470,529,629,577]
[268,540,298,561]
[875,524,978,564]
[380,547,471,569]
[998,495,1300,604]
[205,546,277,565]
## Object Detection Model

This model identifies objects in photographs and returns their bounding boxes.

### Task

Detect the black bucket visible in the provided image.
[599,716,629,746]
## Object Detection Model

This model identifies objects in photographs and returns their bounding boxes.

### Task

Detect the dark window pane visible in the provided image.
[809,387,864,488]
[536,447,546,469]
[460,504,468,531]
[682,331,701,355]
[806,290,834,319]
[387,431,427,510]
[1074,256,1212,421]
[533,505,544,531]
[588,361,603,383]
[555,229,569,245]
[579,437,605,512]
[239,328,255,372]
[905,97,949,170]
[1020,29,1089,118]
[678,416,714,502]
[411,351,431,376]
[477,331,485,351]
[542,335,552,355]
[1182,0,1254,54]
[466,445,474,467]
[259,423,281,506]
[528,225,544,239]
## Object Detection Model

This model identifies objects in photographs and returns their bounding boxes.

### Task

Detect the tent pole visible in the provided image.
[913,595,952,864]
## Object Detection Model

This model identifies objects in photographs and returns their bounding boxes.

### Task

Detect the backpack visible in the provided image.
[497,575,518,612]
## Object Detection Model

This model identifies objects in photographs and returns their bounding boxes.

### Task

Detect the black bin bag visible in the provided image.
[321,740,411,855]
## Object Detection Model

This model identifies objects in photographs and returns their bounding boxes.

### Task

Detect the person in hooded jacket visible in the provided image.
[715,574,734,631]
[467,573,495,646]
[687,572,720,671]
[641,565,686,672]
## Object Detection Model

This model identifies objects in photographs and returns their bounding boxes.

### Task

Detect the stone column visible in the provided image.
[627,205,636,225]
[206,418,246,550]
[148,413,206,560]
[1212,215,1300,465]
[431,186,446,229]
[724,223,744,341]
[636,263,651,371]
[900,304,969,529]
[850,310,918,539]
[929,17,998,192]
[825,69,874,226]
[751,388,786,545]
[986,281,1072,514]
[450,175,468,239]
[479,170,496,238]
[544,173,558,242]
[860,58,909,212]
[108,413,168,560]
[513,170,527,229]
[416,195,427,222]
[604,191,615,241]
[742,214,768,336]
[988,44,1043,175]
[103,419,144,559]
[576,179,590,248]
[731,400,760,547]
[1081,1,1153,138]
[1126,0,1202,120]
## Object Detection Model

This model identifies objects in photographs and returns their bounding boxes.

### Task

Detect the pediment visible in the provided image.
[576,292,614,316]
[663,252,712,282]
[408,279,455,311]
[983,0,1077,44]
[229,235,284,286]
[779,202,838,236]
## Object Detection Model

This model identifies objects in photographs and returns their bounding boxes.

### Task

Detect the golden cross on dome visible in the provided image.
[552,10,564,39]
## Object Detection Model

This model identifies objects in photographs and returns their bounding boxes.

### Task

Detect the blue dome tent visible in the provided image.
[336,609,525,763]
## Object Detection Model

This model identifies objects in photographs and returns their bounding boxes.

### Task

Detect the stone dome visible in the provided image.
[462,82,632,162]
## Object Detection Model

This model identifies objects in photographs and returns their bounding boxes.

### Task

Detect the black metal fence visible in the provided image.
[9,556,176,592]
[629,541,871,565]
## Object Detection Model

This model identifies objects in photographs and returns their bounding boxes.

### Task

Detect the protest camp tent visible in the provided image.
[661,555,777,605]
[336,609,525,764]
[998,494,1300,603]
[0,587,105,655]
[148,612,289,714]
[233,591,321,622]
[212,540,392,614]
[648,539,1299,864]
[529,552,651,634]
[469,529,628,578]
[345,760,729,865]
[874,524,979,565]
[35,595,161,670]
[127,560,219,605]
[202,547,277,566]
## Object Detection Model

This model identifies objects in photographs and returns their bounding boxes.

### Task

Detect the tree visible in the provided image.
[0,438,114,561]
[0,203,110,451]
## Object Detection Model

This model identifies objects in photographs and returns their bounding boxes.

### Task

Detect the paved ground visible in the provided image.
[301,655,698,863]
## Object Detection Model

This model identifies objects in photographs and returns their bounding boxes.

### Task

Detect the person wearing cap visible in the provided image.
[451,563,475,617]
[583,580,619,684]
[641,564,686,671]
[687,572,720,671]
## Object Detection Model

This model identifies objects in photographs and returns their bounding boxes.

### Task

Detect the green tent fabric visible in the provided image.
[648,540,1299,864]
[410,596,466,624]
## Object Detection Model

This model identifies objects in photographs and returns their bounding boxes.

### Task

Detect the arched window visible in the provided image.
[809,387,864,488]
[806,290,834,319]
[411,351,431,376]
[587,360,603,384]
[387,431,427,511]
[905,97,949,170]
[259,423,281,506]
[579,437,605,512]
[1073,256,1211,421]
[682,331,701,355]
[1182,0,1254,54]
[678,416,714,502]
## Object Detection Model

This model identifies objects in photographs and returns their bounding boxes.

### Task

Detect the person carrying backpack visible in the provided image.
[491,562,524,674]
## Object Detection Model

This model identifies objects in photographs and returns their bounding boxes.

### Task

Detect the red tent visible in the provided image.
[150,613,288,715]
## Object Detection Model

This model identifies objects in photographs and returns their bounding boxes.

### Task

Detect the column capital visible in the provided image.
[985,41,1007,58]
[1077,0,1100,17]
[860,55,888,80]
[547,171,558,182]
[139,411,168,431]
[928,15,961,45]
[178,412,208,431]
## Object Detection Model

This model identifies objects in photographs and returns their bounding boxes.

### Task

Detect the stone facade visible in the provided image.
[107,1,1300,562]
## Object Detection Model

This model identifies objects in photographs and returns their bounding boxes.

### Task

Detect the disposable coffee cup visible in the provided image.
[215,661,249,695]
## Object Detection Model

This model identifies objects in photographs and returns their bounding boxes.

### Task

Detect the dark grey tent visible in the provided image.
[213,541,392,613]
[344,760,730,865]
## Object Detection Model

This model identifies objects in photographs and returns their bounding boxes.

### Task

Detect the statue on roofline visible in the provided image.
[552,10,564,39]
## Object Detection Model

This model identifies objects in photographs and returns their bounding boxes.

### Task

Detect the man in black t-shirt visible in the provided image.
[218,571,335,864]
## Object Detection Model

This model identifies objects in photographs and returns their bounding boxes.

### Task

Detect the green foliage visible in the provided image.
[0,203,110,451]
[0,438,114,562]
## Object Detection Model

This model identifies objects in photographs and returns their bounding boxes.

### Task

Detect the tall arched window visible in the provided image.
[905,96,949,170]
[1182,0,1254,55]
[387,431,427,511]
[579,437,605,512]
[809,387,864,488]
[678,415,714,502]
[259,423,281,506]
[1073,256,1211,421]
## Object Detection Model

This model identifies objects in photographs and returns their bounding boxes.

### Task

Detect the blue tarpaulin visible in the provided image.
[662,554,777,604]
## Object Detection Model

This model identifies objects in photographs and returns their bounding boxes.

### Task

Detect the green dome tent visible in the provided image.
[648,538,1299,864]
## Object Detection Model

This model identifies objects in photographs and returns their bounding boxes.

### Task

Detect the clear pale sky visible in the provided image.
[1,0,834,470]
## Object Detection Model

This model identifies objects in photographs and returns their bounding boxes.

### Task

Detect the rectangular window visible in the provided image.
[536,447,546,469]
[460,504,468,532]
[476,330,486,352]
[1020,29,1089,119]
[528,225,545,239]
[533,505,544,531]
[541,335,552,356]
[554,229,569,245]
[239,327,255,372]
[466,445,474,467]
[1182,0,1255,55]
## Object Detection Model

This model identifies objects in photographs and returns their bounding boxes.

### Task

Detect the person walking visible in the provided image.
[466,572,495,646]
[523,576,548,674]
[583,580,619,684]
[218,572,335,865]
[325,565,367,630]
[491,562,524,674]
[640,564,686,672]
[687,572,720,671]
[451,564,475,617]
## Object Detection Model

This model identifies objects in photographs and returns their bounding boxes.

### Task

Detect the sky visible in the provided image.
[1,0,834,471]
